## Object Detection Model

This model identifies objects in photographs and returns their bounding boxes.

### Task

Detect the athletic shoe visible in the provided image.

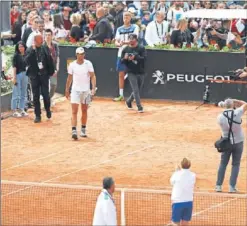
[215,185,222,192]
[229,186,238,193]
[34,117,41,123]
[21,111,28,117]
[80,128,87,137]
[13,111,22,118]
[138,106,144,113]
[125,101,133,109]
[46,111,52,119]
[113,96,124,102]
[72,130,78,140]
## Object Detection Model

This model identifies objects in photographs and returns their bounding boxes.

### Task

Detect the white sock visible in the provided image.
[119,89,124,96]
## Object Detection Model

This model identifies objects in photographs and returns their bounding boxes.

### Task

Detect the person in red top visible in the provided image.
[11,5,20,27]
[61,7,72,31]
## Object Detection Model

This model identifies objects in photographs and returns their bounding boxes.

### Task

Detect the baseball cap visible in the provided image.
[76,47,85,54]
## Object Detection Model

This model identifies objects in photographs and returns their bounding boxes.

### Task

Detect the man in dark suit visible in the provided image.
[89,7,113,43]
[25,34,54,123]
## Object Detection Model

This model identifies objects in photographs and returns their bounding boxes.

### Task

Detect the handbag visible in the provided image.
[215,110,234,153]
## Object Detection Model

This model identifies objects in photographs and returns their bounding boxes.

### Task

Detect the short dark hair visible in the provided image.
[103,177,114,190]
[129,33,138,40]
[45,28,53,35]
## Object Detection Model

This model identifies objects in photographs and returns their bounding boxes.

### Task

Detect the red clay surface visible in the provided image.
[1,98,247,225]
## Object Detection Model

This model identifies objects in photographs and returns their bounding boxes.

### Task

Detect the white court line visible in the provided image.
[192,197,239,217]
[1,145,79,172]
[165,197,240,226]
[2,145,154,197]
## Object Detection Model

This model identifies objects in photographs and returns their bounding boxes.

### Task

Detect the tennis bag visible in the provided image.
[215,110,234,153]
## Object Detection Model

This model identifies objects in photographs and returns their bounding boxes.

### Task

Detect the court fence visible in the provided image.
[1,180,247,226]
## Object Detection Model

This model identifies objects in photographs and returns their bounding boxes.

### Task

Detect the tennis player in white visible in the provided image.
[65,47,96,140]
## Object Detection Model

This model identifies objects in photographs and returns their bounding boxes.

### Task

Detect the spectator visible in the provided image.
[21,10,38,38]
[21,1,29,12]
[216,99,247,193]
[167,1,184,32]
[77,1,85,13]
[61,7,72,31]
[12,12,27,45]
[88,7,113,43]
[22,15,40,47]
[25,16,41,48]
[170,158,196,226]
[11,5,20,27]
[70,13,84,42]
[114,2,125,34]
[114,11,139,102]
[44,29,59,107]
[50,2,60,15]
[145,11,169,47]
[141,11,152,26]
[34,1,44,16]
[38,19,45,41]
[43,10,54,30]
[11,41,29,117]
[27,1,34,11]
[152,1,169,15]
[93,177,117,226]
[24,34,54,123]
[53,14,68,42]
[170,19,192,48]
[217,2,227,9]
[137,1,150,18]
[87,13,97,37]
[204,1,213,9]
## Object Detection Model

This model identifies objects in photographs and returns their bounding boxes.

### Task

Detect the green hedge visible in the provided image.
[1,46,14,95]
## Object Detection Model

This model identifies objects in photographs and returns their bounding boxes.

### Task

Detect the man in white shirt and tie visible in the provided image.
[170,158,196,226]
[93,177,117,226]
[145,11,169,47]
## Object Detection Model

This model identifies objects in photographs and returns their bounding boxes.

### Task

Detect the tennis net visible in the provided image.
[1,180,247,226]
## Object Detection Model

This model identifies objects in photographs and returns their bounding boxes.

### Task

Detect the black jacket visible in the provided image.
[89,17,113,43]
[24,45,55,78]
[121,45,147,74]
[22,27,33,45]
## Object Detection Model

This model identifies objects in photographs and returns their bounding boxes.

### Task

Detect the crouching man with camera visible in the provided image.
[121,34,147,113]
[215,99,247,193]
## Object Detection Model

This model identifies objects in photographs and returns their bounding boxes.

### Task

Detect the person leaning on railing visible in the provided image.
[216,99,247,193]
[169,158,196,226]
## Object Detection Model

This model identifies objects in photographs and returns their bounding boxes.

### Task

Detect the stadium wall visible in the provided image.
[58,46,246,102]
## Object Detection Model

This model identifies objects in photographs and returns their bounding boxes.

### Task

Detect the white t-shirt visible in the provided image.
[68,60,94,92]
[170,169,196,203]
[167,7,184,25]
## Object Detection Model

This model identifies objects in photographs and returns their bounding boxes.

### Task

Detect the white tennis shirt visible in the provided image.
[170,169,196,203]
[93,189,117,226]
[68,60,94,92]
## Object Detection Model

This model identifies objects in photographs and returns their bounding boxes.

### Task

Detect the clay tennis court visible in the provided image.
[1,98,247,225]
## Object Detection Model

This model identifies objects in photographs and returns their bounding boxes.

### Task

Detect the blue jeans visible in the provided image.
[216,142,244,188]
[11,72,28,111]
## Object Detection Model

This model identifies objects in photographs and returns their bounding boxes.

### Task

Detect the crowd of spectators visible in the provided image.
[8,1,247,50]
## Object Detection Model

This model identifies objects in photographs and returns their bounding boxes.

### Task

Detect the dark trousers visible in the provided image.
[127,72,145,108]
[216,142,244,187]
[30,75,50,117]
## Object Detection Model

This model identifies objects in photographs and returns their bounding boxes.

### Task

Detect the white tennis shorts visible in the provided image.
[71,90,91,105]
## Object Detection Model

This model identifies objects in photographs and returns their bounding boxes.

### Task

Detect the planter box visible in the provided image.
[1,92,12,112]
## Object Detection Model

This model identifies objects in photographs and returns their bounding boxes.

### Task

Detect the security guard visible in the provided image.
[93,177,117,226]
[25,34,54,123]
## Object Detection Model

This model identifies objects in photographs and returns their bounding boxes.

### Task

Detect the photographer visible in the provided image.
[121,34,147,113]
[216,99,247,193]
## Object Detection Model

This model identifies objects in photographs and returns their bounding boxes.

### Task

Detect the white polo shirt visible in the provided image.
[170,169,196,203]
[68,60,94,92]
[93,189,117,226]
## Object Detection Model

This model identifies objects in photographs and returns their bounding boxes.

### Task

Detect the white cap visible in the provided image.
[76,47,85,54]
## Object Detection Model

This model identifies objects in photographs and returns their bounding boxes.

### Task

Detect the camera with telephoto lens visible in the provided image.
[228,70,242,81]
